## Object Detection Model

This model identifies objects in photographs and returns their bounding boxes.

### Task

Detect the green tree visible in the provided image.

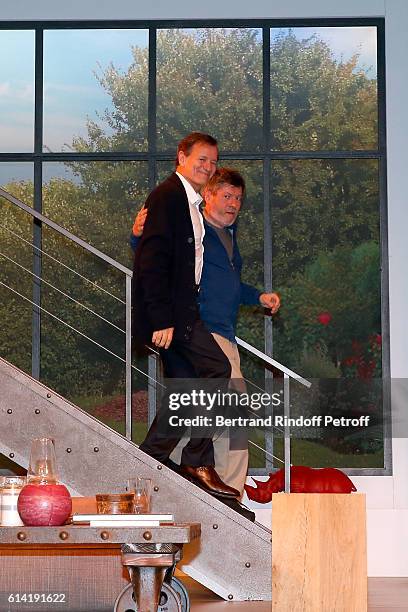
[270,30,377,150]
[1,27,380,394]
[275,241,381,371]
[71,29,379,354]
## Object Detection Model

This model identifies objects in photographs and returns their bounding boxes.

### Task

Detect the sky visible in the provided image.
[271,27,377,77]
[0,26,377,185]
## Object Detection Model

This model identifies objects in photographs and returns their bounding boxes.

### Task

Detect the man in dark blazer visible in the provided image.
[133,132,239,499]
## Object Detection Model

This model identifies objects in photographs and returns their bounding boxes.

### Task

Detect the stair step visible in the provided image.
[0,357,271,601]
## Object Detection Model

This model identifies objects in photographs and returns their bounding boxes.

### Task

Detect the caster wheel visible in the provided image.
[114,576,189,611]
[166,577,189,611]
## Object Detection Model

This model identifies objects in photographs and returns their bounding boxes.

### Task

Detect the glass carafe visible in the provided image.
[27,437,58,484]
[18,437,72,526]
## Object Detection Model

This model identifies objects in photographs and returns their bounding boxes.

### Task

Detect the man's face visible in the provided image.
[177,142,218,191]
[204,183,243,228]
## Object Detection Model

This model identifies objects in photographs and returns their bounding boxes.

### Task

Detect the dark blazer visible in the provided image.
[132,173,200,346]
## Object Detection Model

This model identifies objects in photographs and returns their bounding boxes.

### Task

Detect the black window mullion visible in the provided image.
[377,21,391,470]
[0,150,381,163]
[0,18,386,30]
[148,28,157,190]
[262,27,273,472]
[32,27,43,380]
[263,27,271,153]
[262,27,273,312]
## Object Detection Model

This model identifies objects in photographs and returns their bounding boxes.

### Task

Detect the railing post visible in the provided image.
[125,275,132,441]
[284,373,291,493]
[264,369,274,473]
[147,354,157,427]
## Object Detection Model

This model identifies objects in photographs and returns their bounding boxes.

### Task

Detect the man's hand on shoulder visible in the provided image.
[152,327,174,349]
[133,206,147,237]
[259,292,281,314]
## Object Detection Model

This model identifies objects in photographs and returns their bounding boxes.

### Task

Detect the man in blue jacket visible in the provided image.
[131,168,280,496]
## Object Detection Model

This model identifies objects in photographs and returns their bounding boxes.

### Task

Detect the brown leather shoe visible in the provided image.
[180,465,240,498]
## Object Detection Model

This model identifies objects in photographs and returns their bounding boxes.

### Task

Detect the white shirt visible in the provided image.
[176,171,205,284]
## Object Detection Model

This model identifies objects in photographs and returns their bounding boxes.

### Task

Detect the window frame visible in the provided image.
[0,18,389,476]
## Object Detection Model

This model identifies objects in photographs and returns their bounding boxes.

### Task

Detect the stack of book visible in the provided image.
[71,513,174,527]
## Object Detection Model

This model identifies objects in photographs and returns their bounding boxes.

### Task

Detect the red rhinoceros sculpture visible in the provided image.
[244,466,356,503]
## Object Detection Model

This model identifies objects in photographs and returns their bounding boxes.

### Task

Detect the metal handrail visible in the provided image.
[0,223,125,303]
[0,187,310,383]
[0,188,132,276]
[236,336,311,388]
[0,250,125,334]
[0,279,160,383]
[0,187,133,440]
[235,339,311,488]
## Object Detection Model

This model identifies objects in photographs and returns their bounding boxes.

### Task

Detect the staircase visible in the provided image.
[0,356,271,601]
[0,187,311,603]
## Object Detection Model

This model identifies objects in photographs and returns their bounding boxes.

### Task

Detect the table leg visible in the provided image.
[121,543,182,612]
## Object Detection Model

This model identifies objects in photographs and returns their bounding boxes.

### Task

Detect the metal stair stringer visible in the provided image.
[0,357,272,601]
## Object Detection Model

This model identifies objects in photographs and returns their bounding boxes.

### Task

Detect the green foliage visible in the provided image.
[273,437,383,468]
[295,344,341,379]
[274,241,381,371]
[271,159,379,286]
[0,184,35,373]
[1,180,129,398]
[155,29,263,150]
[270,30,377,150]
[0,28,381,420]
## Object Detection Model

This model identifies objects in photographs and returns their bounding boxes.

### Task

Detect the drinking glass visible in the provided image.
[126,477,152,514]
[96,493,134,514]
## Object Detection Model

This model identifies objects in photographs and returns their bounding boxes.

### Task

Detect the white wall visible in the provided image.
[2,0,407,577]
[0,0,386,21]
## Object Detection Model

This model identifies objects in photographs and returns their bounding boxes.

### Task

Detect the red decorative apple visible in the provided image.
[18,483,72,526]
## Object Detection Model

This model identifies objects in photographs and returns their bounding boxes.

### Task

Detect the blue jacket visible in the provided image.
[130,220,261,343]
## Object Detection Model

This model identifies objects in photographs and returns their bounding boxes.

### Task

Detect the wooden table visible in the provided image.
[0,523,200,612]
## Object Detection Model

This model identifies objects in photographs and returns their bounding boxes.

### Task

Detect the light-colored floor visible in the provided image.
[185,577,408,611]
[368,578,408,611]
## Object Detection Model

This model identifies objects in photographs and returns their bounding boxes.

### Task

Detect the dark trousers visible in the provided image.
[139,319,231,467]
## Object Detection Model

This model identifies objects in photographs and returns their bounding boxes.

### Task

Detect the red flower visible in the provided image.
[342,356,357,367]
[317,311,332,326]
